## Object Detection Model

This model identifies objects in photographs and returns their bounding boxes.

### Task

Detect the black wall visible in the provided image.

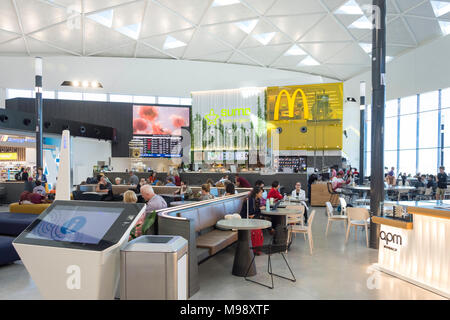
[6,98,132,157]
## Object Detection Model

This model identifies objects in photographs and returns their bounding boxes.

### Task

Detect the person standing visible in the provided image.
[234,174,252,188]
[129,171,139,186]
[36,167,47,186]
[436,166,448,200]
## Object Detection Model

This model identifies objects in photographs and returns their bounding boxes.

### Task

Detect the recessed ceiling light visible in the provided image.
[91,81,99,88]
[72,81,80,87]
[252,32,276,45]
[335,0,363,15]
[359,43,372,54]
[431,1,450,17]
[212,0,240,7]
[115,23,141,40]
[234,19,258,34]
[348,15,372,29]
[87,9,114,28]
[298,56,320,66]
[284,45,306,56]
[439,20,450,35]
[163,36,187,50]
[82,81,89,87]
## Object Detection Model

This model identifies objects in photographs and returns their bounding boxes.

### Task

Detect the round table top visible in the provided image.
[169,200,198,207]
[216,219,271,230]
[287,197,309,202]
[343,185,416,191]
[261,207,300,216]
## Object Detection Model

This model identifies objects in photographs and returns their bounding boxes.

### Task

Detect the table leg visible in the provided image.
[232,230,256,277]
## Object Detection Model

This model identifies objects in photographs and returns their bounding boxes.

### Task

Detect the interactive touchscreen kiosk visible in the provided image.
[13,200,145,300]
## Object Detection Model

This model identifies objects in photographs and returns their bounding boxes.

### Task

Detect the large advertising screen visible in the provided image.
[133,105,190,136]
[25,205,123,245]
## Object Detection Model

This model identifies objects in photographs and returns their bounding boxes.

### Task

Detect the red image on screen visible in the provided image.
[133,105,190,136]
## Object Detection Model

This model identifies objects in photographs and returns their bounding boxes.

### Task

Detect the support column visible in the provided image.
[359,81,366,185]
[35,57,43,169]
[370,0,386,249]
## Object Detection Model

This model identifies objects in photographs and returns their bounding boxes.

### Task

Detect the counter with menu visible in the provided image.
[372,201,450,298]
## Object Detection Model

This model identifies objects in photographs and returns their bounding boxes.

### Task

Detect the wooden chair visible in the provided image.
[345,207,370,248]
[288,210,316,255]
[327,182,339,204]
[338,197,347,216]
[325,202,347,237]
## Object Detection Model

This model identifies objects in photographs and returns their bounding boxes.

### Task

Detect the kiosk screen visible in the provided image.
[25,205,123,244]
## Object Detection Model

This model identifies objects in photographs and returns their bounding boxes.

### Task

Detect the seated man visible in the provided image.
[234,174,252,188]
[33,180,46,196]
[96,175,112,193]
[165,177,176,186]
[141,185,167,213]
[199,184,214,201]
[267,180,283,202]
[174,180,193,198]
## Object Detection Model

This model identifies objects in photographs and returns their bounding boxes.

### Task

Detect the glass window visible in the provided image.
[133,95,156,104]
[398,149,417,176]
[400,95,417,115]
[418,111,438,149]
[418,148,438,174]
[443,148,450,173]
[180,98,192,105]
[366,120,371,152]
[442,88,450,108]
[158,97,180,105]
[419,91,439,112]
[58,91,83,100]
[384,117,398,151]
[365,152,371,177]
[42,91,55,99]
[384,150,397,170]
[441,108,450,148]
[365,104,371,121]
[399,114,417,150]
[385,99,398,118]
[109,94,132,102]
[6,89,32,99]
[83,93,107,101]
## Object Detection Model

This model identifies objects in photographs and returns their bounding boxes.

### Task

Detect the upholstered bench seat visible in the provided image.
[0,212,37,237]
[196,229,238,256]
[9,203,50,214]
[0,236,20,265]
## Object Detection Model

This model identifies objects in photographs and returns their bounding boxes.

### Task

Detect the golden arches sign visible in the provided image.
[273,89,309,121]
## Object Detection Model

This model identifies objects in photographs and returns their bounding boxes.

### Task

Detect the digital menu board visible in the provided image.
[137,135,183,158]
[133,105,189,136]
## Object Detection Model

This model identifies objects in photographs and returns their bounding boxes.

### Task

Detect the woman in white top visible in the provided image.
[291,182,306,200]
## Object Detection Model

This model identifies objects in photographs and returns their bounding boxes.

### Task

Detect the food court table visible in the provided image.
[216,219,271,277]
[261,207,300,245]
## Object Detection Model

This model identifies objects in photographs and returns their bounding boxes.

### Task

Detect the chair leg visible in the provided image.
[308,233,313,254]
[245,253,274,289]
[354,226,357,241]
[345,223,351,244]
[269,253,296,283]
[326,220,330,237]
[365,224,369,248]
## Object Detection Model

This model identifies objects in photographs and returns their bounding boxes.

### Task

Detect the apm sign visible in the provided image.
[379,229,404,252]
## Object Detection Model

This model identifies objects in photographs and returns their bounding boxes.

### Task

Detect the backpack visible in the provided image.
[15,172,21,180]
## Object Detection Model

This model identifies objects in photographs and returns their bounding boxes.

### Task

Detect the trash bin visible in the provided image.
[120,235,188,300]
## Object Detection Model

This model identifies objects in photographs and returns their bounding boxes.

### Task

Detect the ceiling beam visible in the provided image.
[11,0,30,56]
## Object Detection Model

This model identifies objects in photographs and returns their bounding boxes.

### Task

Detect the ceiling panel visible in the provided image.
[268,13,327,42]
[265,0,327,16]
[300,15,354,42]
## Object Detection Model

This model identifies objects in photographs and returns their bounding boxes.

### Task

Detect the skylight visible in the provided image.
[439,20,450,35]
[115,23,141,40]
[87,9,114,28]
[212,0,240,7]
[431,1,450,17]
[234,19,258,34]
[284,45,306,56]
[163,36,187,50]
[359,43,372,54]
[334,0,363,15]
[298,56,320,66]
[348,15,372,29]
[252,32,276,45]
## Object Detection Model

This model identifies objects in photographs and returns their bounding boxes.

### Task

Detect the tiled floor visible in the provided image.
[0,207,446,300]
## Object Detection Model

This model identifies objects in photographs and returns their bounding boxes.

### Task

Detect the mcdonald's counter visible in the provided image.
[372,201,450,299]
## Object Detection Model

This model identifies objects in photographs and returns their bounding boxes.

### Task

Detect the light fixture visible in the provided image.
[298,56,320,66]
[234,19,258,34]
[431,1,450,17]
[252,32,276,45]
[284,44,306,56]
[163,36,187,50]
[212,0,240,7]
[348,16,372,29]
[334,0,363,15]
[61,81,103,88]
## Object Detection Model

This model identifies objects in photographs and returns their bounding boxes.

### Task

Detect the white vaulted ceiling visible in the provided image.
[0,0,449,81]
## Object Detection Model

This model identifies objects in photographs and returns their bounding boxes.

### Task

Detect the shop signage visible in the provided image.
[273,89,310,121]
[204,108,252,126]
[0,152,18,160]
[379,229,404,252]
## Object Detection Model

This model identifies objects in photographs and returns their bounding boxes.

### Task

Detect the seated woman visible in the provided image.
[223,182,237,196]
[199,184,214,201]
[33,180,46,196]
[165,177,176,186]
[174,181,192,198]
[206,178,215,189]
[267,180,283,202]
[241,187,265,219]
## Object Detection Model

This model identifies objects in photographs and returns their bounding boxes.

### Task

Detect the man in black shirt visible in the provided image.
[96,175,112,193]
[436,166,447,200]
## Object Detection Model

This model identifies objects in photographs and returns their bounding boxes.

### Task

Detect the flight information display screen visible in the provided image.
[138,135,183,158]
[25,205,123,245]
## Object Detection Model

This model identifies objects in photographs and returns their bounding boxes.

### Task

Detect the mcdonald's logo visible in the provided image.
[273,89,309,121]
